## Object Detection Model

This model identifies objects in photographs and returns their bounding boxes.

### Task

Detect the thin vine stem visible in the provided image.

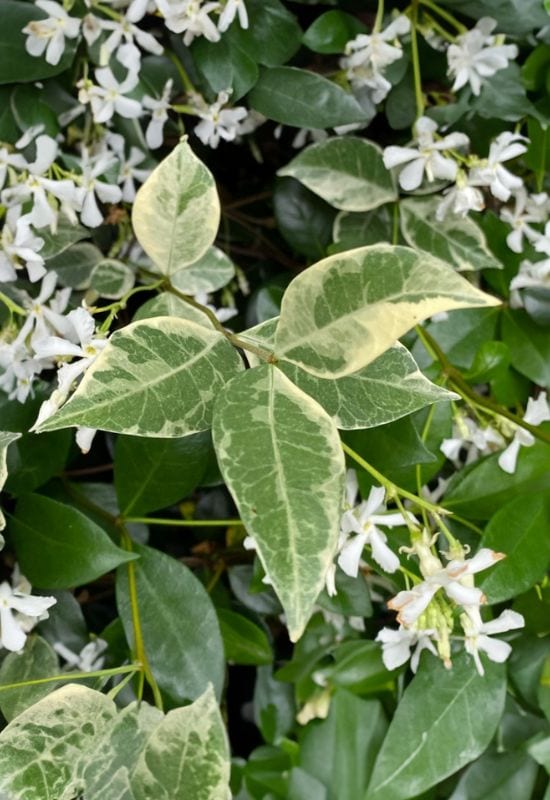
[124,516,243,527]
[0,291,25,317]
[373,0,385,33]
[409,0,425,118]
[416,325,550,446]
[419,0,467,33]
[0,664,141,693]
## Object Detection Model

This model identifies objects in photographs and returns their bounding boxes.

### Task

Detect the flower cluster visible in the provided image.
[0,566,56,652]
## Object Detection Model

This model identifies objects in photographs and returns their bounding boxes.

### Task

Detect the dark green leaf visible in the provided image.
[0,636,60,721]
[117,544,224,703]
[224,0,301,67]
[448,749,538,800]
[217,608,272,665]
[10,494,136,588]
[502,308,550,387]
[302,11,366,54]
[249,67,369,128]
[273,177,336,259]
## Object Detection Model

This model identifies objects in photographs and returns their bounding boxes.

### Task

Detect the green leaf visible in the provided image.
[502,308,550,387]
[278,137,397,212]
[133,292,212,326]
[170,246,236,294]
[253,665,295,744]
[448,750,538,800]
[464,341,511,382]
[0,684,118,800]
[273,177,336,260]
[445,438,550,519]
[0,636,59,721]
[400,197,502,271]
[413,308,501,371]
[366,654,507,800]
[300,691,387,800]
[212,364,345,641]
[39,219,89,260]
[331,206,393,253]
[302,10,366,54]
[36,317,243,437]
[439,0,548,35]
[479,495,550,602]
[90,259,135,299]
[132,140,220,277]
[117,544,224,703]
[248,67,369,128]
[0,1,79,84]
[223,0,301,67]
[115,431,212,517]
[10,493,136,588]
[132,685,230,800]
[323,640,391,694]
[46,242,103,290]
[217,608,272,665]
[275,245,500,379]
[192,36,259,100]
[11,84,59,138]
[0,430,20,530]
[472,64,536,121]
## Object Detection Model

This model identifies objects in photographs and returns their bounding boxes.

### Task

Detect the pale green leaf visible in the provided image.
[90,259,135,299]
[0,636,59,721]
[331,205,393,252]
[240,319,456,428]
[36,317,243,437]
[366,654,506,800]
[133,292,213,327]
[132,139,220,276]
[171,246,236,294]
[0,683,117,800]
[212,365,345,641]
[400,197,503,272]
[275,245,500,378]
[0,430,20,530]
[278,137,397,212]
[132,685,231,800]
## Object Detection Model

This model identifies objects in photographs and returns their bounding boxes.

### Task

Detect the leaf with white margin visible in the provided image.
[240,318,457,428]
[133,292,213,327]
[171,246,236,294]
[275,244,500,379]
[400,197,502,272]
[0,431,20,531]
[212,364,345,641]
[132,139,220,276]
[132,685,230,800]
[278,137,397,212]
[0,683,117,800]
[36,318,243,438]
[90,258,135,299]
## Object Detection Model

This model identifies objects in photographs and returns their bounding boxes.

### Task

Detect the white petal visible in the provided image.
[498,437,521,474]
[337,532,368,577]
[368,527,400,573]
[0,608,26,651]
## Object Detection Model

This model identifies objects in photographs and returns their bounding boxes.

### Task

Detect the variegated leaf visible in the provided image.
[0,431,21,531]
[400,197,502,272]
[212,364,345,641]
[36,318,243,437]
[278,137,397,211]
[275,244,500,378]
[133,292,213,327]
[132,139,220,276]
[171,246,236,294]
[132,685,230,800]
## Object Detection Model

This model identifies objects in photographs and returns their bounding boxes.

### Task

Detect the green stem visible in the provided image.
[341,442,445,514]
[0,291,25,316]
[419,0,467,33]
[415,402,437,528]
[166,52,195,94]
[125,516,243,527]
[96,279,164,333]
[410,1,425,118]
[120,527,164,711]
[0,664,140,693]
[171,104,201,116]
[392,202,400,245]
[373,0,385,33]
[166,284,276,363]
[416,326,550,447]
[91,1,122,20]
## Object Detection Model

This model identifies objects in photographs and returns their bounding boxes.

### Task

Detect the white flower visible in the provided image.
[107,133,151,202]
[510,258,550,295]
[143,79,173,149]
[469,132,528,202]
[341,16,410,101]
[22,0,81,66]
[383,116,469,191]
[15,271,72,350]
[194,90,248,148]
[0,342,44,403]
[127,0,156,23]
[435,170,484,221]
[461,606,524,675]
[77,149,123,228]
[447,17,518,96]
[54,638,108,671]
[78,67,142,124]
[157,0,221,45]
[0,147,26,191]
[441,416,504,467]
[533,220,550,257]
[501,189,550,254]
[498,392,550,474]
[98,13,163,71]
[376,626,437,672]
[0,210,46,283]
[0,570,56,652]
[218,0,248,32]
